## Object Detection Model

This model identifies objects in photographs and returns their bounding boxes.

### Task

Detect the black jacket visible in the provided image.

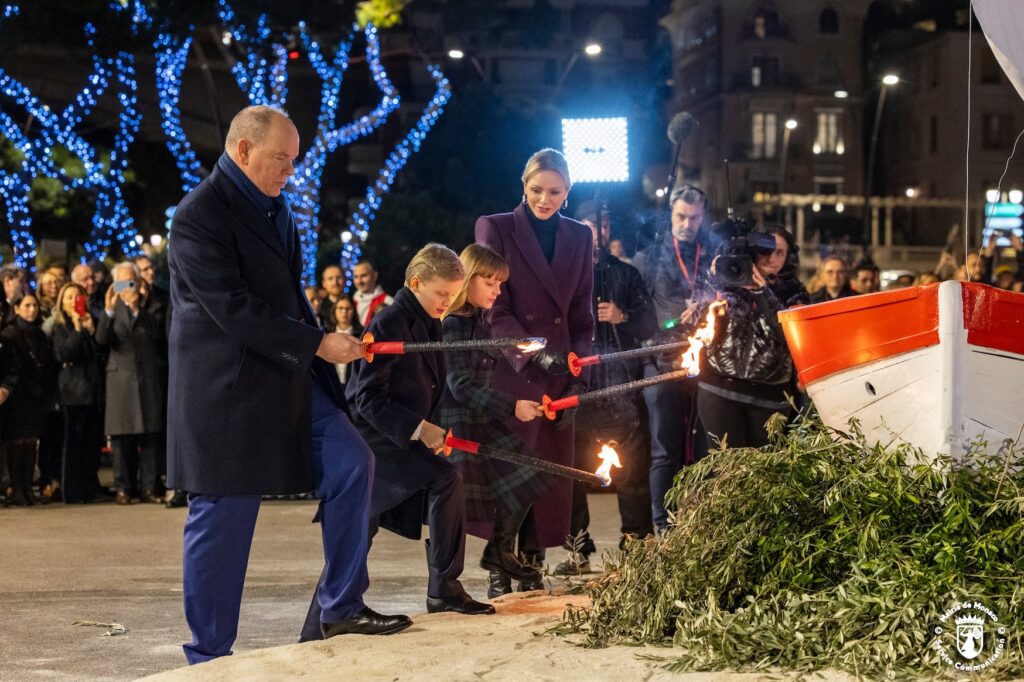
[0,318,57,440]
[346,286,448,540]
[51,322,103,406]
[696,287,793,405]
[578,254,657,428]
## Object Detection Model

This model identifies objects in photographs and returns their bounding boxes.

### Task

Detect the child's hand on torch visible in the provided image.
[514,400,543,422]
[418,421,447,455]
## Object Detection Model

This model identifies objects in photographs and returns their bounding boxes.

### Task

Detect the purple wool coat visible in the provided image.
[475,203,595,548]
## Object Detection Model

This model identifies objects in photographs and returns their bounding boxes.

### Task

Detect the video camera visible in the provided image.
[709,217,777,288]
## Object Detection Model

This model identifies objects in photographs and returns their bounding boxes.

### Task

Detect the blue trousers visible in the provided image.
[181,383,374,664]
[642,364,706,531]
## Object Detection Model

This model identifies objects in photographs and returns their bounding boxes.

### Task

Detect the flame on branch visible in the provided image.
[679,300,727,376]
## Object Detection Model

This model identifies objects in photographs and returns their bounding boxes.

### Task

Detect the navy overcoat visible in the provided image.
[345,287,450,539]
[166,167,340,495]
[475,203,595,547]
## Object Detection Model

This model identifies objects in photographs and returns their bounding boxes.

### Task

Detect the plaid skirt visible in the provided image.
[445,419,555,528]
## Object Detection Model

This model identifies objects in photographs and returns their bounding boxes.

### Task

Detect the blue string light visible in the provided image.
[113,0,447,285]
[0,5,142,267]
[341,64,451,283]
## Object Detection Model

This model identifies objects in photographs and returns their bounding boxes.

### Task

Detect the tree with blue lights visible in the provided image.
[0,4,143,268]
[117,0,450,285]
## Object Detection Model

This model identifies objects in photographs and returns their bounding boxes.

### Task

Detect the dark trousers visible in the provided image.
[62,405,101,503]
[697,387,783,450]
[643,364,706,531]
[566,421,653,557]
[299,443,466,642]
[37,409,63,488]
[182,383,373,664]
[111,432,161,496]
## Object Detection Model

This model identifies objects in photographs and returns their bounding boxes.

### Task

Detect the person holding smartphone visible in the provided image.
[51,282,103,503]
[96,262,167,505]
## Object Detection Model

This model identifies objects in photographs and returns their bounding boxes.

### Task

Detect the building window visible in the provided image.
[819,8,839,34]
[981,48,1002,84]
[814,111,844,154]
[751,57,778,87]
[751,112,778,159]
[982,113,1014,150]
[752,9,782,39]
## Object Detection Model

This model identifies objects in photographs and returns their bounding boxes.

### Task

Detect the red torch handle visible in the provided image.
[568,352,602,377]
[367,341,406,354]
[443,429,481,457]
[541,393,581,420]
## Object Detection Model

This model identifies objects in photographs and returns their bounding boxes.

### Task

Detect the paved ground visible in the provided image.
[0,491,623,681]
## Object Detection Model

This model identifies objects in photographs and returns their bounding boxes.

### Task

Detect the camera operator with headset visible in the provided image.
[688,220,804,450]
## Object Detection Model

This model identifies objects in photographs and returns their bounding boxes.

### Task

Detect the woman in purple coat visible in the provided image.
[475,148,595,592]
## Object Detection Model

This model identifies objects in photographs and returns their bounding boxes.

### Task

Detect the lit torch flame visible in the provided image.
[679,300,727,377]
[594,443,622,487]
[516,338,548,354]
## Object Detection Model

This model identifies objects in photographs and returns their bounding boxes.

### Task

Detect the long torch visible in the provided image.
[443,430,611,486]
[542,369,690,419]
[567,340,689,377]
[545,300,727,419]
[361,333,546,362]
[567,300,726,376]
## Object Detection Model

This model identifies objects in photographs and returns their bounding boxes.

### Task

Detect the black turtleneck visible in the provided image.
[526,208,559,263]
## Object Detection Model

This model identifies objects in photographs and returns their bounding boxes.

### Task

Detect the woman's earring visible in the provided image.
[562,199,568,209]
[522,194,527,204]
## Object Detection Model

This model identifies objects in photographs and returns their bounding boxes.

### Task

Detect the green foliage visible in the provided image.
[562,413,1024,679]
[355,0,410,28]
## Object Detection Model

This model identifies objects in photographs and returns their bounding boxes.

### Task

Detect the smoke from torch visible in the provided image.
[594,443,622,487]
[678,300,727,376]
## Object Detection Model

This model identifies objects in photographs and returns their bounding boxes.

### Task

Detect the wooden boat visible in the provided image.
[778,281,1024,461]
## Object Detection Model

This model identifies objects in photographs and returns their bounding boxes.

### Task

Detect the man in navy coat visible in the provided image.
[167,105,410,664]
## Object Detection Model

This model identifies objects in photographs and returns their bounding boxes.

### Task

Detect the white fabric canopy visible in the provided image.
[974,0,1024,103]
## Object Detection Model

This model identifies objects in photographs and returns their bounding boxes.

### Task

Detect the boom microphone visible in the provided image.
[667,112,698,144]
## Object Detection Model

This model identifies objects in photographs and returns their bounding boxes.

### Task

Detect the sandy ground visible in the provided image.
[140,590,848,682]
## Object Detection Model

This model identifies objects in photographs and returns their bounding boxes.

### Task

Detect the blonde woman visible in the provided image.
[475,148,595,592]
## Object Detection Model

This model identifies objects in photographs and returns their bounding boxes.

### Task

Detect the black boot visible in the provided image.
[517,549,546,591]
[486,570,512,599]
[480,508,540,582]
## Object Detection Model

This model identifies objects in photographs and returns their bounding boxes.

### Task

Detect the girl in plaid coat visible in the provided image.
[438,244,552,598]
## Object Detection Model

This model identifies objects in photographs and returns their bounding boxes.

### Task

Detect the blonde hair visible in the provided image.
[445,244,510,319]
[521,148,571,188]
[404,243,464,287]
[51,282,86,328]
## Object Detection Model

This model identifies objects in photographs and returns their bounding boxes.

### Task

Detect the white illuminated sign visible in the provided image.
[561,117,629,183]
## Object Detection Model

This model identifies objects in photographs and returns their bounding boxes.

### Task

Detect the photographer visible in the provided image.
[693,223,797,450]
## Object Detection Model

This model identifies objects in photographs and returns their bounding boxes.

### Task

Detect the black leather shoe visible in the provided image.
[426,593,496,615]
[480,541,541,582]
[320,607,412,637]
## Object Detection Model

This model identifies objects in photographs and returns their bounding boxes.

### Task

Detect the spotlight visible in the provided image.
[882,74,899,86]
[1010,190,1023,204]
[584,43,602,56]
[785,119,798,130]
[447,49,464,60]
[987,189,1001,203]
[834,89,849,99]
[561,117,629,183]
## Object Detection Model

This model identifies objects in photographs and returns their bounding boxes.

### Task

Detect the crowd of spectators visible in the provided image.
[0,254,396,508]
[0,227,1018,510]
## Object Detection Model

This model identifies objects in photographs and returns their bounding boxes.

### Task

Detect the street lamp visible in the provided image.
[779,118,798,199]
[834,89,849,99]
[862,73,899,249]
[447,48,464,60]
[549,41,603,103]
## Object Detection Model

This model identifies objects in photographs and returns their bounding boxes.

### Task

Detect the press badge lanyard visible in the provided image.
[673,238,700,289]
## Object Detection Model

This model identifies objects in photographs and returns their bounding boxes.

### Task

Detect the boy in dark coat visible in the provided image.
[300,244,492,643]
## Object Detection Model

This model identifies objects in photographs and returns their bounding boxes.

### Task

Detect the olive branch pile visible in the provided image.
[561,413,1024,679]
